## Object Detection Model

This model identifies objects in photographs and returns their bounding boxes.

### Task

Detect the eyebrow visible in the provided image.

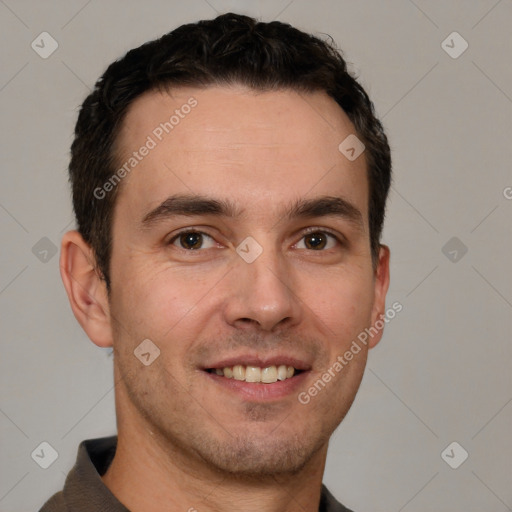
[140,193,364,231]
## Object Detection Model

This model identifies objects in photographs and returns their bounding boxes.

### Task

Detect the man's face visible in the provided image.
[106,85,388,476]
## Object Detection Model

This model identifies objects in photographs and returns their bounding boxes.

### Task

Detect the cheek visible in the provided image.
[306,269,375,340]
[110,259,219,346]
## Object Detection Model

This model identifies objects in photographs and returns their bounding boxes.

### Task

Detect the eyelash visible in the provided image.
[168,227,343,251]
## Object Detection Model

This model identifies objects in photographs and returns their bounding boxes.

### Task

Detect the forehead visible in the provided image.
[114,85,369,223]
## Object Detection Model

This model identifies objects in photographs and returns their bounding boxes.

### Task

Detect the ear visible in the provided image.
[59,230,113,348]
[368,244,391,349]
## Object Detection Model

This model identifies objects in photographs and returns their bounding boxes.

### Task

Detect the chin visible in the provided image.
[194,430,326,478]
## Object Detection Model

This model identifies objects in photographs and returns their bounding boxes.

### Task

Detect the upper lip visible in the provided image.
[202,354,312,371]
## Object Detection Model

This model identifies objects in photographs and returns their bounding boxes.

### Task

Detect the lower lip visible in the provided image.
[203,370,310,401]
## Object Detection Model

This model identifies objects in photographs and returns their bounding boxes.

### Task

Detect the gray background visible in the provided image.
[1,0,511,511]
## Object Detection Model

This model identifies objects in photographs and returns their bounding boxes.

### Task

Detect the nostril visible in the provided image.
[236,318,260,327]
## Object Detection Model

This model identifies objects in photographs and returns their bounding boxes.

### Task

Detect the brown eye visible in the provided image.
[297,231,338,251]
[170,231,215,250]
[304,233,327,250]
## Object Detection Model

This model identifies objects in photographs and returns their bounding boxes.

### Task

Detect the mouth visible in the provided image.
[201,356,311,401]
[205,364,304,384]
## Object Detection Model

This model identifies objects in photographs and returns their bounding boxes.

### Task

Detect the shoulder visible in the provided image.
[321,484,356,512]
[38,491,67,512]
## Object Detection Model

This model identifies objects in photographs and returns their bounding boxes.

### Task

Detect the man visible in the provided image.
[40,11,391,512]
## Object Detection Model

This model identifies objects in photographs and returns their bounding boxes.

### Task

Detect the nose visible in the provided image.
[223,247,302,332]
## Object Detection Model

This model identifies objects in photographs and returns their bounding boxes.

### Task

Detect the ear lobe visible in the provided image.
[368,244,391,349]
[59,230,113,348]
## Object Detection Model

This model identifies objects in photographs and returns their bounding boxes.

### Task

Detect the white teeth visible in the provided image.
[211,364,297,383]
[277,364,288,381]
[233,365,245,381]
[245,366,261,382]
[261,366,277,383]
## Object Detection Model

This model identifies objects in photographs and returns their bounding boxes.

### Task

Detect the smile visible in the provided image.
[206,364,302,383]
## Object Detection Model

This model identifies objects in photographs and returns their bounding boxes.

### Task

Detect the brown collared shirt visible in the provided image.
[39,436,355,512]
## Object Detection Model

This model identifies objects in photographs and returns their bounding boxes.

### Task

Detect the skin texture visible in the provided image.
[60,85,390,512]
